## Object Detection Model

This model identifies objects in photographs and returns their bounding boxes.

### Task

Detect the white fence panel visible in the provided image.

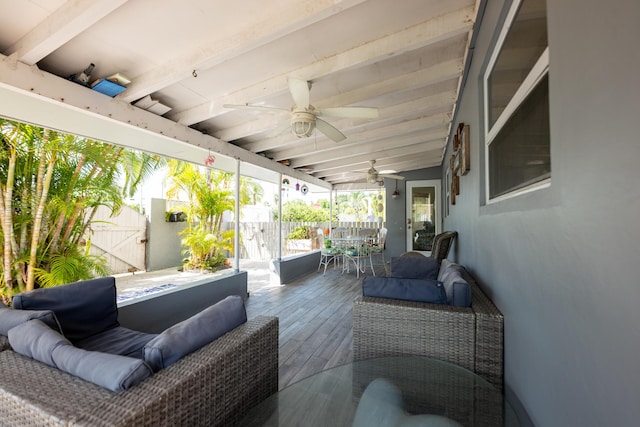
[88,205,147,273]
[229,221,385,261]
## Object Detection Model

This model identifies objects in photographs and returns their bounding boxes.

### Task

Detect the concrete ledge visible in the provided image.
[117,271,248,333]
[272,251,321,284]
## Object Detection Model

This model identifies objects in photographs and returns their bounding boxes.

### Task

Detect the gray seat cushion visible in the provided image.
[362,276,447,305]
[74,326,157,359]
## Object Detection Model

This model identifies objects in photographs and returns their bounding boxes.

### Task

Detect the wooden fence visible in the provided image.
[228,221,385,261]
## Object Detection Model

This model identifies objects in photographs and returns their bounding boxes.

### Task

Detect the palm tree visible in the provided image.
[165,161,237,271]
[0,119,164,303]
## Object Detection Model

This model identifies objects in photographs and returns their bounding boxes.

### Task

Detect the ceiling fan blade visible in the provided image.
[380,173,405,180]
[266,121,292,138]
[316,107,379,119]
[223,103,288,113]
[316,118,346,142]
[287,77,310,108]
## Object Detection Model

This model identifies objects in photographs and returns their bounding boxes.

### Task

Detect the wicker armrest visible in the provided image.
[353,296,476,371]
[0,315,279,426]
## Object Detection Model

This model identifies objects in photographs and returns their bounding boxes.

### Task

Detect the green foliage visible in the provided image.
[34,245,110,288]
[0,119,164,302]
[280,200,329,222]
[286,226,310,240]
[166,161,237,272]
[334,190,385,221]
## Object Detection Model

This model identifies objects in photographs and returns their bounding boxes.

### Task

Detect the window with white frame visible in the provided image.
[484,0,549,201]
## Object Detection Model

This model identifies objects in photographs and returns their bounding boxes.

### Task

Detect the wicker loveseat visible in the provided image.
[0,277,279,427]
[0,315,278,426]
[353,260,503,390]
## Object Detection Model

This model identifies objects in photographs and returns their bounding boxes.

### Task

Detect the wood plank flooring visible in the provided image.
[244,262,385,390]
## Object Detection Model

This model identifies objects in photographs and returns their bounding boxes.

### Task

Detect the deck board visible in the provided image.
[245,262,385,390]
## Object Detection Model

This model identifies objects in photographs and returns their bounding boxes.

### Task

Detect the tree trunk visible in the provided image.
[26,130,56,291]
[1,148,17,289]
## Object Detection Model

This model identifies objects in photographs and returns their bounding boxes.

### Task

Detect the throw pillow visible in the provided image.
[439,263,472,307]
[390,256,439,280]
[9,320,152,393]
[0,304,61,336]
[143,295,247,372]
[353,378,463,427]
[362,277,447,304]
[12,277,119,342]
[437,259,458,282]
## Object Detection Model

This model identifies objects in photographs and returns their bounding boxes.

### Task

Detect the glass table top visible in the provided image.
[240,356,519,427]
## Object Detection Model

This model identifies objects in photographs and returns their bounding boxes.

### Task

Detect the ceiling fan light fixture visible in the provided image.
[291,111,315,138]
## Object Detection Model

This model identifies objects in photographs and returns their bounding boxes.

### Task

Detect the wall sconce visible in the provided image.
[392,180,400,199]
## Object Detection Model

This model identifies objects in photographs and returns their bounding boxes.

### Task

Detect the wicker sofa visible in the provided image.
[353,261,503,390]
[0,314,278,426]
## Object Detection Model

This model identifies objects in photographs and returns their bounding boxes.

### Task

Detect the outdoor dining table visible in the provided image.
[239,355,519,426]
[331,236,374,278]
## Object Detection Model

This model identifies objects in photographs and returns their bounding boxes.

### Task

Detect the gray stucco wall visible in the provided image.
[383,167,442,258]
[443,0,640,425]
[147,198,186,271]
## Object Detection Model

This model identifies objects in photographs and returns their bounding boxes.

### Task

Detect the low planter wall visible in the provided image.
[272,251,321,284]
[117,271,248,333]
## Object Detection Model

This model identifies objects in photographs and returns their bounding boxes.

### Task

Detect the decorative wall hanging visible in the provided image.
[300,184,309,195]
[204,152,216,167]
[457,123,470,175]
[449,153,458,205]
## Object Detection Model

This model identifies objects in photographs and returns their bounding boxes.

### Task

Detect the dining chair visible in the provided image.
[317,228,342,275]
[368,227,387,276]
[429,231,457,265]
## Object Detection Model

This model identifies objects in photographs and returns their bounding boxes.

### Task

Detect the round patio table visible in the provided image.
[239,355,519,427]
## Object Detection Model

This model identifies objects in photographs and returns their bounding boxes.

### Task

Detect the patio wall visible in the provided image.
[117,271,248,333]
[147,198,186,271]
[442,1,640,425]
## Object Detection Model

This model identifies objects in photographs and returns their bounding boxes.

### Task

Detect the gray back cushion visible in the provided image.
[144,295,247,372]
[9,320,152,393]
[0,304,61,336]
[12,277,119,342]
[390,256,439,280]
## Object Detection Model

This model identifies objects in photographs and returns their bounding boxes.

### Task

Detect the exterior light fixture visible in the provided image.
[392,180,400,199]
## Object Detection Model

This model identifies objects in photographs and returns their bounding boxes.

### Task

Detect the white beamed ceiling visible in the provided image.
[0,0,480,186]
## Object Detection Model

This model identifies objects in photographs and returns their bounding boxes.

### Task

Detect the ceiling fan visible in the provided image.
[223,78,378,142]
[366,160,405,184]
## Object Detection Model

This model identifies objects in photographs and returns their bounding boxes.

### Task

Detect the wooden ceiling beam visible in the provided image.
[117,0,368,103]
[170,5,474,126]
[4,0,129,65]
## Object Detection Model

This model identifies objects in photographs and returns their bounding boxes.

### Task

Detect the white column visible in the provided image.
[234,159,240,273]
[278,173,282,260]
